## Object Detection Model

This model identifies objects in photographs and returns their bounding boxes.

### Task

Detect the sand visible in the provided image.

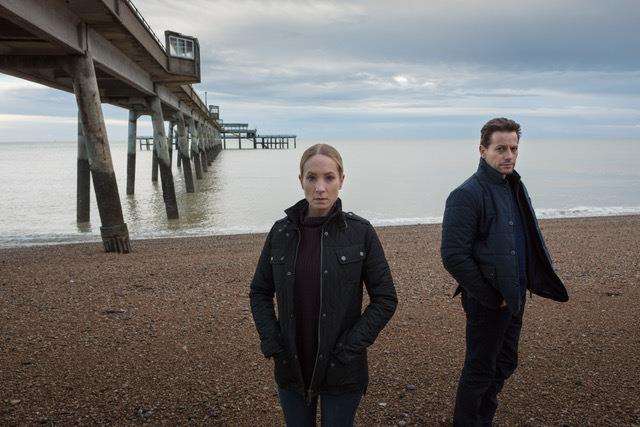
[1,215,639,425]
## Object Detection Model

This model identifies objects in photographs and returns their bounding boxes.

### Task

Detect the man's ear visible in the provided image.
[479,145,486,159]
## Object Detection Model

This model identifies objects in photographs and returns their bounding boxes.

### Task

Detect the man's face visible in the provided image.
[479,131,519,176]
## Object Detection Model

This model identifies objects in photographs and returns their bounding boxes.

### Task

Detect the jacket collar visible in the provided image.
[477,158,521,185]
[284,198,347,229]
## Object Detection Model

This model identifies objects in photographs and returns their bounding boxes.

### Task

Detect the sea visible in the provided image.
[0,139,639,247]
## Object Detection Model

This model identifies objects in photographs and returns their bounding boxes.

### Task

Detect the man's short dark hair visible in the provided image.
[480,118,521,148]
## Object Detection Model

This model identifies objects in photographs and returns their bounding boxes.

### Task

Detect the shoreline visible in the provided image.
[2,211,640,250]
[1,215,639,424]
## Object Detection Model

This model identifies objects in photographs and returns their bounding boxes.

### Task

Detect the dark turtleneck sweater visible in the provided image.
[294,207,333,388]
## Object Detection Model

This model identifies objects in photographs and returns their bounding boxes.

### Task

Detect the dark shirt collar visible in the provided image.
[477,157,521,184]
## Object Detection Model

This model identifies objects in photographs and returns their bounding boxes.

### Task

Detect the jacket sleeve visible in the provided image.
[249,227,284,358]
[336,224,398,362]
[440,187,501,309]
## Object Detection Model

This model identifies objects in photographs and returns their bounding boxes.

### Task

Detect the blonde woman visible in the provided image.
[250,143,397,426]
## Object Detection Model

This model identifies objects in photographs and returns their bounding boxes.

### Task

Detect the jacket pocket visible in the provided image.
[335,244,365,284]
[324,351,366,388]
[270,248,287,290]
[273,352,296,386]
[478,264,497,288]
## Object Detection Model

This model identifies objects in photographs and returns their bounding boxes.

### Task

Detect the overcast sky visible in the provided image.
[1,0,638,142]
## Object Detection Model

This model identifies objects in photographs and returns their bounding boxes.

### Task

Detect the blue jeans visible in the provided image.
[278,388,363,427]
[453,292,525,426]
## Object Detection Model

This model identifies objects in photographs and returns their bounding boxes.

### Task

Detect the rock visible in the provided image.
[9,399,21,405]
[136,407,154,420]
[378,402,387,407]
[101,308,126,315]
[405,384,417,391]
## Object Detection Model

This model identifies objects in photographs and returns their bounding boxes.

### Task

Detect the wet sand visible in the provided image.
[1,215,639,425]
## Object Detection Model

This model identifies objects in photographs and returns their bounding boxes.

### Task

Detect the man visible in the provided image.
[441,117,569,426]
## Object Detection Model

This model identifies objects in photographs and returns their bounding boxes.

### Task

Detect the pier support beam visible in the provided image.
[126,110,138,195]
[206,126,213,166]
[151,147,159,182]
[77,112,90,223]
[198,122,209,173]
[176,113,195,193]
[168,121,174,167]
[188,117,203,179]
[149,96,179,220]
[68,53,130,253]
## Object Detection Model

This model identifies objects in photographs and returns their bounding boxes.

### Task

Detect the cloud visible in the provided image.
[0,114,128,126]
[0,1,638,141]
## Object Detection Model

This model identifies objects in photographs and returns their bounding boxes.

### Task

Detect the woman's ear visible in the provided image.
[298,174,303,189]
[339,174,345,190]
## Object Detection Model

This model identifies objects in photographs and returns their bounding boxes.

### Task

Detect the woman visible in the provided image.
[250,143,397,426]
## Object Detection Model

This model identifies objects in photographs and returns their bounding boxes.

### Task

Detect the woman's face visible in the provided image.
[299,154,345,217]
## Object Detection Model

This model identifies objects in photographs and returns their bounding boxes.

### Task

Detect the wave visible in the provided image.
[370,205,640,227]
[1,206,638,248]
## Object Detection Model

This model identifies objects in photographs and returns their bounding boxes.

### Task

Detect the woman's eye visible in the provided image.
[307,176,315,182]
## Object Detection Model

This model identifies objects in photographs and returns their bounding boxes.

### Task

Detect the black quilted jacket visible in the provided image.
[441,159,569,313]
[250,199,397,398]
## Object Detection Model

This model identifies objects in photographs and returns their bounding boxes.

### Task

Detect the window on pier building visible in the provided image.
[169,36,195,59]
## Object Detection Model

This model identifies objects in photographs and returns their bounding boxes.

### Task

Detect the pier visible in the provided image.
[0,0,293,253]
[221,122,297,150]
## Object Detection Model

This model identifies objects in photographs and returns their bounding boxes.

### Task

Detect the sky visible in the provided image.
[0,0,639,142]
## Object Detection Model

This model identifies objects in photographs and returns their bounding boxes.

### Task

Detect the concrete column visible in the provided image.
[176,113,195,193]
[126,110,137,195]
[188,117,203,179]
[151,146,159,182]
[77,111,90,223]
[149,96,179,220]
[198,122,209,173]
[68,53,130,253]
[168,121,174,167]
[206,126,213,165]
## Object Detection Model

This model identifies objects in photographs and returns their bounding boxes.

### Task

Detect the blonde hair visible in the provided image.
[299,143,344,176]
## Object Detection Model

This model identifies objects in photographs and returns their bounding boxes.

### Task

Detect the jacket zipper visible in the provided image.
[306,223,325,404]
[291,224,302,383]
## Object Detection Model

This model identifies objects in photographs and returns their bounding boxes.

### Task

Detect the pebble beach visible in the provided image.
[1,215,639,425]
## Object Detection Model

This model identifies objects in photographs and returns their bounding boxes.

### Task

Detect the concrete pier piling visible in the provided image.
[176,113,195,193]
[151,148,159,183]
[198,122,209,173]
[77,113,90,223]
[189,117,203,180]
[206,126,213,166]
[68,52,130,253]
[126,110,138,195]
[168,121,174,166]
[149,96,179,220]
